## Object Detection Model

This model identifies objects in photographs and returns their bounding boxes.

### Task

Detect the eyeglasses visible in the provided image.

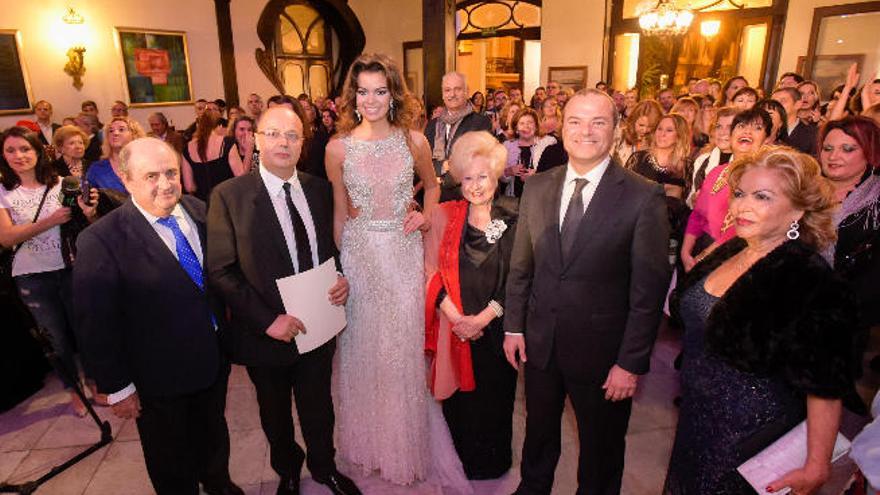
[257,129,301,143]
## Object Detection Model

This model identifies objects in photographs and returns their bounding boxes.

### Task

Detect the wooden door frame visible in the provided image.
[803,1,880,80]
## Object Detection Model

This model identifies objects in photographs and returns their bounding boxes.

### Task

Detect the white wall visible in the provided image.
[777,0,879,80]
[540,0,607,88]
[0,0,223,131]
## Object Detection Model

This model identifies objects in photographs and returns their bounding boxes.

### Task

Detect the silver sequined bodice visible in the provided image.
[342,131,414,232]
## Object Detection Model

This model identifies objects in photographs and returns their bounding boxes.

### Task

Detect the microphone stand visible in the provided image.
[0,327,112,495]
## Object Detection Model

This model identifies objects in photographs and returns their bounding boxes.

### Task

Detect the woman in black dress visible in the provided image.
[182,113,246,202]
[424,131,518,479]
[664,146,861,494]
[817,116,880,368]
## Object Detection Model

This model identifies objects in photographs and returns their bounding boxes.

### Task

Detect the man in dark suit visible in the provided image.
[772,87,818,156]
[148,112,185,153]
[73,138,242,495]
[503,89,672,495]
[424,71,493,202]
[206,106,359,495]
[34,100,61,147]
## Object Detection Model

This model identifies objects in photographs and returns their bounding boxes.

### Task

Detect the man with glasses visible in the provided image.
[206,105,360,495]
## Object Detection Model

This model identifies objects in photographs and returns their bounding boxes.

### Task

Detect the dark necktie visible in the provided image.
[560,178,589,261]
[156,216,204,290]
[282,182,314,272]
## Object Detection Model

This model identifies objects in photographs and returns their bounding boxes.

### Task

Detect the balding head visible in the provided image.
[256,106,305,179]
[120,137,182,217]
[442,72,468,112]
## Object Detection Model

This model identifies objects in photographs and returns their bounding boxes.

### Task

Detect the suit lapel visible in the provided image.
[121,200,199,289]
[252,173,296,274]
[562,161,624,271]
[544,166,567,272]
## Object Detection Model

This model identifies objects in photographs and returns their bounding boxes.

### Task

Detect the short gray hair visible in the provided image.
[442,71,467,90]
[118,137,179,179]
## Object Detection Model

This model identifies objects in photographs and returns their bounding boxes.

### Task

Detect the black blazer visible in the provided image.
[37,123,61,146]
[675,237,861,399]
[206,170,339,367]
[504,160,671,379]
[73,195,221,398]
[425,112,493,175]
[782,121,818,156]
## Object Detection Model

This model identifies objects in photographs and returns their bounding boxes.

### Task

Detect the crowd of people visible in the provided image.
[1,51,880,495]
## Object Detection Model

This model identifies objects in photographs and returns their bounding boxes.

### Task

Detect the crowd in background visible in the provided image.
[2,56,880,495]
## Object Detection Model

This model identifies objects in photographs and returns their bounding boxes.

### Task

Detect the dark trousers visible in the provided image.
[15,269,78,388]
[245,341,336,480]
[516,352,632,495]
[135,364,232,495]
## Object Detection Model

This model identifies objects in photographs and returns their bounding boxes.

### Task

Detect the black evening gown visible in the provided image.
[441,219,518,480]
[183,142,235,203]
[664,279,805,494]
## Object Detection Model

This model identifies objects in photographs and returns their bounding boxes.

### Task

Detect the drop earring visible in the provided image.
[355,109,362,122]
[389,100,396,121]
[786,220,800,240]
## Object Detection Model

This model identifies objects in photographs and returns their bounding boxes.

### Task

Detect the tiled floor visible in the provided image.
[2,324,875,495]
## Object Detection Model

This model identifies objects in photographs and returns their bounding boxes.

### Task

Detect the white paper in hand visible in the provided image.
[275,259,347,354]
[737,421,851,495]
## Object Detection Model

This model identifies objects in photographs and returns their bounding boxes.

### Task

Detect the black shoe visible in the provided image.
[276,474,300,495]
[313,471,361,495]
[203,480,245,495]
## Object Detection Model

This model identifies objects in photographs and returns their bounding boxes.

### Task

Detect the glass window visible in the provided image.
[458,1,541,35]
[274,0,333,97]
[810,10,880,102]
[623,0,773,19]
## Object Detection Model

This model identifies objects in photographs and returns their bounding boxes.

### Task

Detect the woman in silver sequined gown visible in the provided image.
[325,54,470,490]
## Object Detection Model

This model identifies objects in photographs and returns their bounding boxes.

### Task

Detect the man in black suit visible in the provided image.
[73,138,242,495]
[424,71,493,202]
[206,106,359,495]
[34,100,60,147]
[503,89,671,494]
[772,87,818,156]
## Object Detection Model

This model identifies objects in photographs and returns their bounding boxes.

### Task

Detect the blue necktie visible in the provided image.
[157,216,204,290]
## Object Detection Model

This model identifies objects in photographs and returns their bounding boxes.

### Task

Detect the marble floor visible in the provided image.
[2,323,873,495]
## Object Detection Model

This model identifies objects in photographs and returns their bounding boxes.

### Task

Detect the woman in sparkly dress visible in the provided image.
[664,147,862,494]
[325,53,469,490]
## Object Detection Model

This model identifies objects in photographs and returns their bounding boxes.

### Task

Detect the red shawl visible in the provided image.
[425,200,476,398]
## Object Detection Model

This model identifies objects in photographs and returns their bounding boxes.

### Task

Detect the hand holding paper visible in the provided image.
[275,259,347,354]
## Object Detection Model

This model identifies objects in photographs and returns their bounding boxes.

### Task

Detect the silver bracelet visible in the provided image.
[487,300,504,318]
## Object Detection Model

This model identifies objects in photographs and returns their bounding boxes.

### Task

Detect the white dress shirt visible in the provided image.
[259,165,320,272]
[108,199,206,405]
[506,156,612,337]
[38,122,53,145]
[558,157,611,229]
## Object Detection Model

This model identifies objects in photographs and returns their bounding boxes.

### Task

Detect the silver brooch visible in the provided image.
[485,219,507,244]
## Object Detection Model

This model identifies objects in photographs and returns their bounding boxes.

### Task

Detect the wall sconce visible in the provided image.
[700,20,721,38]
[62,7,86,90]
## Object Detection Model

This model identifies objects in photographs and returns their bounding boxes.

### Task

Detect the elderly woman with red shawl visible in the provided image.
[424,131,519,480]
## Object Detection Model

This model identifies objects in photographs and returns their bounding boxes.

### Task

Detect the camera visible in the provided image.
[59,176,92,266]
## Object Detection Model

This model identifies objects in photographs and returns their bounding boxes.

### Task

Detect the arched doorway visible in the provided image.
[456,0,541,97]
[255,0,365,98]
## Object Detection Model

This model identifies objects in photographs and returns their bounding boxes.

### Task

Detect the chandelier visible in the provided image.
[638,0,694,37]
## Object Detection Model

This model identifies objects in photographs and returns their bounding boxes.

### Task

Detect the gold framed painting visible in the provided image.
[0,30,34,115]
[548,66,588,92]
[116,28,194,107]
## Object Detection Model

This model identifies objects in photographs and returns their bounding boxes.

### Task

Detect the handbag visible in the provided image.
[0,185,52,282]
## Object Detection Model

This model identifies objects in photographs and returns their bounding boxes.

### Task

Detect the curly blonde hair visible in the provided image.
[336,53,417,135]
[727,146,837,250]
[101,116,146,159]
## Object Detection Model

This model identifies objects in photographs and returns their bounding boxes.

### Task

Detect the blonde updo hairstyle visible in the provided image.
[336,53,418,135]
[727,146,837,250]
[448,131,507,183]
[101,116,146,159]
